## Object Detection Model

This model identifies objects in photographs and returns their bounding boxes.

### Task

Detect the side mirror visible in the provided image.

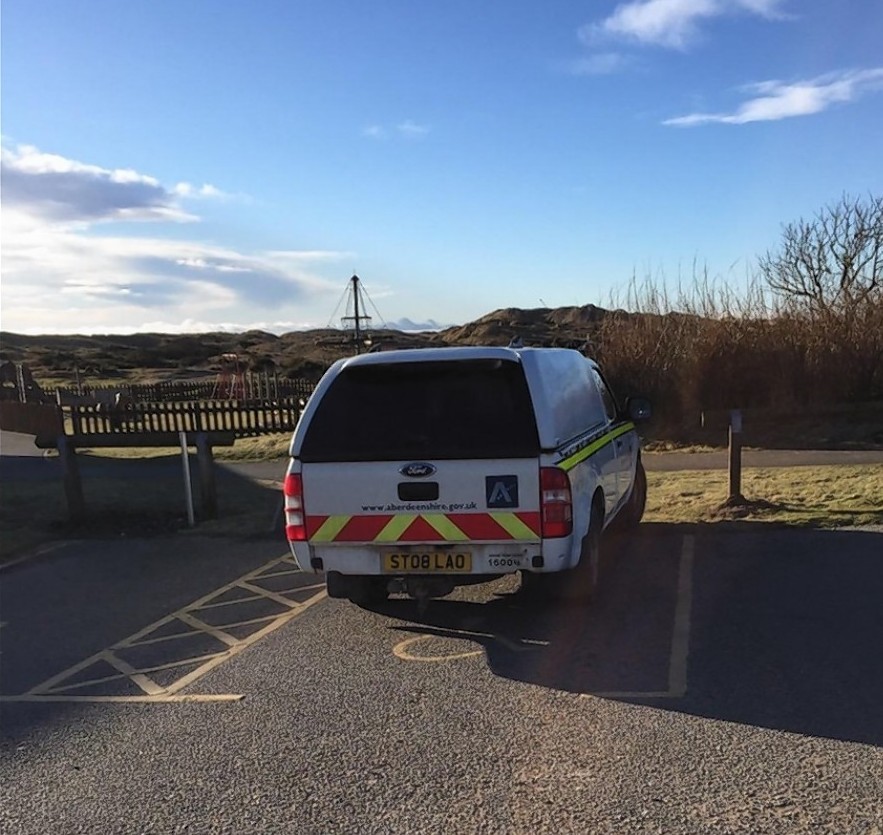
[626,396,652,423]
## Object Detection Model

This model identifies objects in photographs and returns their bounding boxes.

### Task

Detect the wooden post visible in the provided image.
[195,432,218,520]
[58,435,85,520]
[179,432,196,527]
[728,409,744,503]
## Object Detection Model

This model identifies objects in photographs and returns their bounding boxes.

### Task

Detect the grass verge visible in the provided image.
[645,465,883,527]
[75,433,292,461]
[2,462,880,567]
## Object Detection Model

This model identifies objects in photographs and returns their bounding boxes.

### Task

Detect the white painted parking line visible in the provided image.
[5,554,327,703]
[390,534,697,701]
[584,532,695,700]
[668,533,694,698]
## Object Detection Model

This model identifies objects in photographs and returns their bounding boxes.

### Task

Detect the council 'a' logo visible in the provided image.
[486,475,518,508]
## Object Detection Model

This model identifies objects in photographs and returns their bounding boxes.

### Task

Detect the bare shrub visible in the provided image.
[596,255,883,429]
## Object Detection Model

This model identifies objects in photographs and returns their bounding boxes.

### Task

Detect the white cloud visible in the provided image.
[582,0,788,50]
[172,182,228,199]
[0,143,202,223]
[396,120,430,138]
[362,120,430,140]
[566,52,633,76]
[664,68,883,125]
[0,142,352,334]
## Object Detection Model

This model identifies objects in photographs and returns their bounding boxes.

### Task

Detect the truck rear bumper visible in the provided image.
[290,539,575,576]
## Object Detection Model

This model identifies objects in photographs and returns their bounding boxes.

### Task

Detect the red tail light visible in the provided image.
[283,472,306,541]
[540,467,572,538]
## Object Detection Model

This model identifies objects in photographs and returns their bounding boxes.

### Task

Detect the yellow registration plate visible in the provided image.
[382,552,472,573]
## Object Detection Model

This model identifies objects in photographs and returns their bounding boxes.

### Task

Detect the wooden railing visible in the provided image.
[66,397,304,439]
[52,376,315,404]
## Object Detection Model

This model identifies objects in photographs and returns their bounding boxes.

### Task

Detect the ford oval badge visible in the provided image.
[399,462,436,478]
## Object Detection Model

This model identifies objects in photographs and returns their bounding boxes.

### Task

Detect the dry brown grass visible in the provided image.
[645,464,883,527]
[597,270,883,428]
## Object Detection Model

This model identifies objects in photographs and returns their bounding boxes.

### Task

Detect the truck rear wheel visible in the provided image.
[521,505,603,605]
[615,460,646,531]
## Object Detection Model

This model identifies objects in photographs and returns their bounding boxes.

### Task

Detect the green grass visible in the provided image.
[3,457,880,566]
[645,465,883,527]
[74,432,292,461]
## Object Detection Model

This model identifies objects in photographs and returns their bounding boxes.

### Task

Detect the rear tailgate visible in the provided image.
[302,459,540,574]
[294,355,543,575]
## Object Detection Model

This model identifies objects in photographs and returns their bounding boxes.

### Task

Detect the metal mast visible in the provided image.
[340,273,373,353]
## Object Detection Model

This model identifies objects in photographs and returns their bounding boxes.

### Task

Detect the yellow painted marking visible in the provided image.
[196,594,265,610]
[0,694,244,704]
[236,580,301,610]
[124,628,204,648]
[421,514,469,541]
[28,652,114,696]
[176,612,240,648]
[559,422,635,472]
[15,553,327,702]
[251,568,303,580]
[580,691,676,699]
[42,671,128,694]
[102,651,165,696]
[40,652,228,695]
[668,533,694,698]
[375,514,416,542]
[491,512,541,541]
[163,590,327,696]
[311,515,351,542]
[194,613,282,631]
[493,635,533,653]
[393,635,484,663]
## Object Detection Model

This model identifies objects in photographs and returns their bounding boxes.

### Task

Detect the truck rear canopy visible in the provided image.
[298,358,540,462]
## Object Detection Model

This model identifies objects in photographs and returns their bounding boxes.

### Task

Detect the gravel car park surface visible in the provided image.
[1,525,881,834]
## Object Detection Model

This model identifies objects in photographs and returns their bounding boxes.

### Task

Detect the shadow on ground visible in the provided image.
[0,452,286,554]
[371,522,883,748]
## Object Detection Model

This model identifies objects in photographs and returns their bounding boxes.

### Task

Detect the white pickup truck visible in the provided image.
[283,346,650,604]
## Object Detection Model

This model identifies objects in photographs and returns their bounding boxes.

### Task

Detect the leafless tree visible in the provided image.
[758,194,882,314]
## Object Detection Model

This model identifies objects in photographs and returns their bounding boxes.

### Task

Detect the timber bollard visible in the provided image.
[728,409,744,503]
[195,432,218,519]
[57,435,85,520]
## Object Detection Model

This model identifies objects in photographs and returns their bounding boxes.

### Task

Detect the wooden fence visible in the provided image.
[66,397,304,439]
[52,376,315,404]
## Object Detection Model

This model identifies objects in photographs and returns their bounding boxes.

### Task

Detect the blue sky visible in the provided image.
[2,0,881,334]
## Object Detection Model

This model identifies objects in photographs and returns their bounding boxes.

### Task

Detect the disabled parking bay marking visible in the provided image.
[0,554,327,704]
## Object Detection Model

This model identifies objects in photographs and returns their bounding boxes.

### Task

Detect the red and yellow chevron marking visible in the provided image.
[306,511,542,543]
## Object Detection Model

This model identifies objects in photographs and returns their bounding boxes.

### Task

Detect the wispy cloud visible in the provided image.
[362,120,430,140]
[0,144,227,223]
[396,120,430,138]
[664,68,883,125]
[0,142,348,333]
[566,52,633,76]
[582,0,788,50]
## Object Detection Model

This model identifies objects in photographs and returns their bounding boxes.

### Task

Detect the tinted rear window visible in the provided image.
[300,359,539,462]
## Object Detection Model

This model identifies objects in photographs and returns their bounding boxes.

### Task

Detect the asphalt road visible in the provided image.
[1,525,881,834]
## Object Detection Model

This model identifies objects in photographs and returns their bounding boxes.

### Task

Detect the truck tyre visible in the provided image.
[615,460,646,531]
[521,504,603,605]
[325,571,348,599]
[519,570,557,603]
[563,502,603,603]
